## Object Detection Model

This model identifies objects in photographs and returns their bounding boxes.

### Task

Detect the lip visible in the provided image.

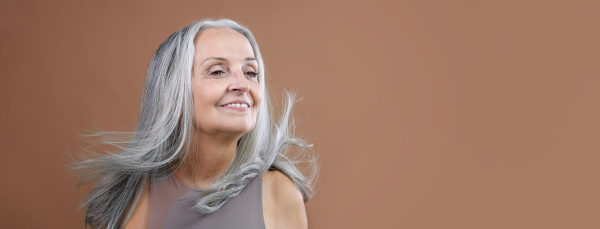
[219,99,252,111]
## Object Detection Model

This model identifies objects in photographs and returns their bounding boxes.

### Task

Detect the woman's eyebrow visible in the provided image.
[201,57,256,65]
[201,57,228,65]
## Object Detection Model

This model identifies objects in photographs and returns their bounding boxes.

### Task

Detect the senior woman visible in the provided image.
[72,19,316,229]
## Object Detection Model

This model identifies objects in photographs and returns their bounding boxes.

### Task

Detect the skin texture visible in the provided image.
[123,28,307,229]
[262,170,308,229]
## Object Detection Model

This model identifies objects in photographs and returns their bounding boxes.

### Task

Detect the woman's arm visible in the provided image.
[262,170,308,229]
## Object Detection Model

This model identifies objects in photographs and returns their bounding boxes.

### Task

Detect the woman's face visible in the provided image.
[191,27,263,137]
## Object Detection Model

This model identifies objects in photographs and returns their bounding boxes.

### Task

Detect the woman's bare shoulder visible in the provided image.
[262,170,307,229]
[123,178,151,229]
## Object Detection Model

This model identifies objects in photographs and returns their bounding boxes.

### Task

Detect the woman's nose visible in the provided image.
[227,70,250,92]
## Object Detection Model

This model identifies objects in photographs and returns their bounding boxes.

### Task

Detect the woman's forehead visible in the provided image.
[194,27,255,60]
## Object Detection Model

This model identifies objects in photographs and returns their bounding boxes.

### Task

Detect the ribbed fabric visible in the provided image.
[147,173,265,229]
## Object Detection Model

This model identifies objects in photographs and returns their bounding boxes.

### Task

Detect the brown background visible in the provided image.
[1,0,599,228]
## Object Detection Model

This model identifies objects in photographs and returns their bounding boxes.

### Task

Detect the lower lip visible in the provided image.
[220,105,250,111]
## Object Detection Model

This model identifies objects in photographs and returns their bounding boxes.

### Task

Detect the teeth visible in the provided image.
[226,103,249,108]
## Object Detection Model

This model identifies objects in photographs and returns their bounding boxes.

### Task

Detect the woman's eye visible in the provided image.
[245,71,258,77]
[209,69,226,76]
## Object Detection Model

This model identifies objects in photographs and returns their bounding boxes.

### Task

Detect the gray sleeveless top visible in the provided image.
[147,173,266,229]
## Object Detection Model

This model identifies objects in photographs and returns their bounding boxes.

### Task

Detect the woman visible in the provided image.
[72,19,316,229]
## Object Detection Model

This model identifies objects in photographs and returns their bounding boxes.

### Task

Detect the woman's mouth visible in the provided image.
[220,100,251,111]
[224,103,249,108]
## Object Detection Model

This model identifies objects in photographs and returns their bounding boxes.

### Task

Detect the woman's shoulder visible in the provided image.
[262,170,307,229]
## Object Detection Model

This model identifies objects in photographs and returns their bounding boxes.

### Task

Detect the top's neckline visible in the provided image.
[171,169,194,190]
[170,169,219,190]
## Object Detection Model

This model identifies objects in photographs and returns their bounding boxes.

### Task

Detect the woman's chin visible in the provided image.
[194,123,255,137]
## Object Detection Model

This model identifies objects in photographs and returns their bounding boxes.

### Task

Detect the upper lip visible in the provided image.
[220,100,251,107]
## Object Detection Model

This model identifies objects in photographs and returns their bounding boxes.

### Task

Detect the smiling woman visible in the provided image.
[70,19,317,229]
[191,28,263,138]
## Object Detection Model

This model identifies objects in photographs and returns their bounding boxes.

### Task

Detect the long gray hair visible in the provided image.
[71,19,317,229]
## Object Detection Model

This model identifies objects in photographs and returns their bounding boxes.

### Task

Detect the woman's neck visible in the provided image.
[174,131,240,189]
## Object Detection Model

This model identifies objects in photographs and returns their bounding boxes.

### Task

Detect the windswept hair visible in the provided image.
[70,19,317,229]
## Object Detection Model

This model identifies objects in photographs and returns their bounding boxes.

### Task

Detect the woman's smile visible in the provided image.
[219,100,252,111]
